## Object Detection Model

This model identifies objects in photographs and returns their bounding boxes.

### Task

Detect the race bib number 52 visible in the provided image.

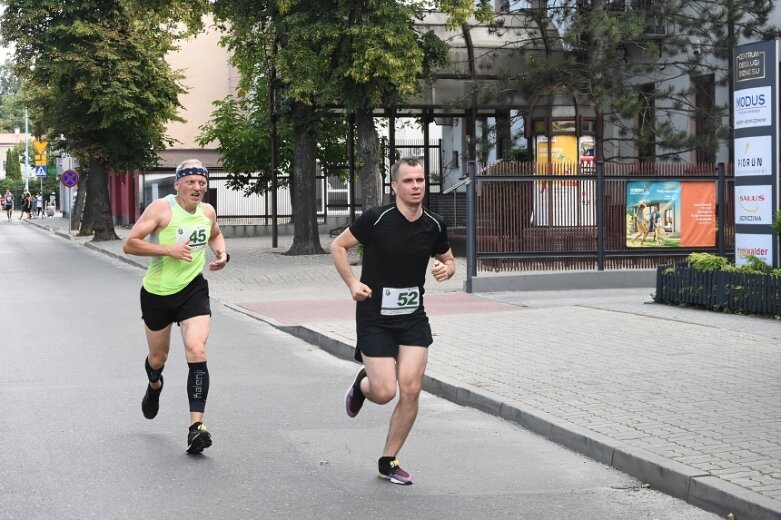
[381,286,420,316]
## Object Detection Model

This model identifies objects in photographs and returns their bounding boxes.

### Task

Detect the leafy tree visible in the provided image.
[211,0,334,254]
[198,77,348,195]
[198,90,293,197]
[0,60,25,132]
[211,0,480,254]
[4,146,20,179]
[274,0,451,210]
[0,0,209,240]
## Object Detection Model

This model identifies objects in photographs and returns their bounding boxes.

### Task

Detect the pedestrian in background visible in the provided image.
[123,158,229,454]
[331,156,456,485]
[4,189,13,221]
[20,192,33,220]
[35,193,43,218]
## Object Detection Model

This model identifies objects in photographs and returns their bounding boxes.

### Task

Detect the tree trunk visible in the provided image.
[71,170,87,232]
[86,156,119,241]
[287,103,325,255]
[356,108,382,210]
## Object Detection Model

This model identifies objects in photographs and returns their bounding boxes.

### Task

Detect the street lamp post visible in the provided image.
[24,106,29,193]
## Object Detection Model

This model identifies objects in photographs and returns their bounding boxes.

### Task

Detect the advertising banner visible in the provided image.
[733,40,778,266]
[733,86,772,129]
[626,181,716,248]
[680,182,717,247]
[533,135,595,226]
[734,135,773,177]
[735,233,774,265]
[536,135,578,166]
[735,184,773,224]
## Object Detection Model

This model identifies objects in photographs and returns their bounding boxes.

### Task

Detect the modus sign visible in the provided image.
[734,86,772,129]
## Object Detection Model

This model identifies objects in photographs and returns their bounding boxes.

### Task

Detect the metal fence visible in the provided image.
[461,161,733,273]
[142,159,734,277]
[141,139,444,227]
[141,172,359,227]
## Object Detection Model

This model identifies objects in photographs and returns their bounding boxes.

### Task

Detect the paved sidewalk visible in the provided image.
[27,217,781,519]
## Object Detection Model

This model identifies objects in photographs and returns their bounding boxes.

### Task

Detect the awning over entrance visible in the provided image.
[396,10,561,116]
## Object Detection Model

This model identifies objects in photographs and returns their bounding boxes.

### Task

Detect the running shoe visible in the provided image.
[186,422,212,454]
[344,366,367,418]
[141,376,164,420]
[378,459,413,485]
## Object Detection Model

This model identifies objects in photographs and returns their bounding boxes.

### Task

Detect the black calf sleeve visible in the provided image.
[145,357,164,384]
[187,362,209,413]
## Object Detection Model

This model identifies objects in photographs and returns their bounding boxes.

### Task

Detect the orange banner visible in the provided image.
[680,182,716,247]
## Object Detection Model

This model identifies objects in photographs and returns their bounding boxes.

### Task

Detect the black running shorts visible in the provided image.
[355,315,433,362]
[140,274,211,331]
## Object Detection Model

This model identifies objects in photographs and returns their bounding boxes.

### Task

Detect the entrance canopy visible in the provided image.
[393,10,562,117]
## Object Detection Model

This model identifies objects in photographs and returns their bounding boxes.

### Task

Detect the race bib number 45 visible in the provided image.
[176,226,208,249]
[381,286,420,316]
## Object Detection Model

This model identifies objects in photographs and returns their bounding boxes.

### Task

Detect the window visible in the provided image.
[637,83,656,162]
[694,74,716,163]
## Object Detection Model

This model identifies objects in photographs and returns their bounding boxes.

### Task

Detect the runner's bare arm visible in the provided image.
[204,204,228,270]
[122,199,190,260]
[331,228,372,301]
[431,249,456,282]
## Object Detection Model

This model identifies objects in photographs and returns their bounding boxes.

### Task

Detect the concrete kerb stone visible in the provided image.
[223,303,359,363]
[612,446,707,508]
[470,269,658,292]
[83,241,146,270]
[689,475,781,520]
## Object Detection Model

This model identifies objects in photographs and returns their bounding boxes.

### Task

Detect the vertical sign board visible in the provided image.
[733,40,778,266]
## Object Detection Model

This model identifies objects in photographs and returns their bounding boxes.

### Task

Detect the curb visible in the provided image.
[224,303,781,520]
[26,219,147,270]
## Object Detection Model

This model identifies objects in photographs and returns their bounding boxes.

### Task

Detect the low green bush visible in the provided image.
[685,252,781,276]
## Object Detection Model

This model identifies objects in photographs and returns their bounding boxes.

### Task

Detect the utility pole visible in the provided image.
[24,106,29,193]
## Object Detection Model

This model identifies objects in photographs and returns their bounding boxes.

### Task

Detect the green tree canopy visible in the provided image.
[210,0,486,253]
[4,146,20,179]
[1,0,209,239]
[0,60,25,132]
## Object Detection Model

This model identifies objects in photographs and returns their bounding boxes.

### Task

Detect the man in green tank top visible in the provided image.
[124,158,229,454]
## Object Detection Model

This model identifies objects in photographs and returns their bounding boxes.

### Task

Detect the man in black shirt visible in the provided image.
[331,157,456,485]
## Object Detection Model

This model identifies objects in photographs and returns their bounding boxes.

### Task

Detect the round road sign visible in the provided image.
[61,169,79,188]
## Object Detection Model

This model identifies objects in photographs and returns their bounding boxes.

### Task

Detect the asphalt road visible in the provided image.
[0,222,720,520]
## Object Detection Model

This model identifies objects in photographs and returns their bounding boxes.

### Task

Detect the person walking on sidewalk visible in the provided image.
[20,192,33,220]
[35,193,43,218]
[331,156,456,485]
[123,158,229,454]
[4,189,13,221]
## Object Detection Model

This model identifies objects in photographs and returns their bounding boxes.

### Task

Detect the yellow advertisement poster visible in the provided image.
[536,135,578,169]
[534,135,594,226]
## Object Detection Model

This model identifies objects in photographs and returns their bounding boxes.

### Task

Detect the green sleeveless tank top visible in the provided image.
[142,195,211,296]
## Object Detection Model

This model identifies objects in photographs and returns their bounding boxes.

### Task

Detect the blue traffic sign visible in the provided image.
[34,165,48,177]
[61,169,79,188]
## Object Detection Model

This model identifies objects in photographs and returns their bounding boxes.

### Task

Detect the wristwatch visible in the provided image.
[225,252,231,263]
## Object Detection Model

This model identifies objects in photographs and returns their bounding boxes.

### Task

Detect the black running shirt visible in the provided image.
[349,203,450,323]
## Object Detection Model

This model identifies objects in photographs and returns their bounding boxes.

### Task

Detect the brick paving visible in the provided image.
[29,216,781,519]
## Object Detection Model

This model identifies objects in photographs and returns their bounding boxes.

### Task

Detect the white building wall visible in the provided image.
[0,131,26,180]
